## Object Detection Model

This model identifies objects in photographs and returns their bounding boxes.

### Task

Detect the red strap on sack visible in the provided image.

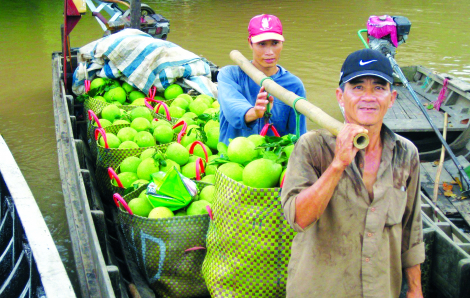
[260,123,280,137]
[112,193,133,215]
[195,157,205,181]
[189,141,209,163]
[84,80,91,93]
[145,98,171,121]
[94,128,109,148]
[172,120,188,144]
[108,167,124,188]
[88,110,102,127]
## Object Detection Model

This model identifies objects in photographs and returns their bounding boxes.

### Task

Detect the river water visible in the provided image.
[0,0,469,293]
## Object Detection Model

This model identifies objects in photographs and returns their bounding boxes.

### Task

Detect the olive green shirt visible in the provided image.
[281,126,424,298]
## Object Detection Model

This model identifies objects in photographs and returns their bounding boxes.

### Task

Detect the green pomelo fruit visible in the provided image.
[164,84,184,100]
[205,164,218,175]
[177,94,193,104]
[201,174,215,184]
[172,119,188,134]
[129,91,146,101]
[247,134,266,147]
[204,120,219,133]
[182,111,198,120]
[217,162,244,181]
[180,131,198,148]
[204,108,219,116]
[169,106,185,118]
[104,87,127,104]
[132,179,149,188]
[212,101,220,108]
[279,168,287,186]
[208,155,219,161]
[113,119,130,125]
[94,96,106,102]
[188,155,199,163]
[99,132,121,148]
[187,200,211,216]
[182,162,198,179]
[112,102,123,106]
[117,127,138,142]
[170,97,189,111]
[206,127,220,150]
[128,197,153,217]
[94,118,112,128]
[200,185,215,203]
[137,157,160,180]
[217,142,228,155]
[195,94,213,106]
[140,148,156,160]
[187,142,212,159]
[133,131,156,148]
[112,172,138,188]
[119,140,139,149]
[160,159,181,173]
[90,78,106,91]
[153,125,174,144]
[151,120,172,133]
[148,207,174,219]
[119,156,142,173]
[284,144,295,159]
[130,107,153,122]
[189,101,209,116]
[243,159,282,188]
[166,143,189,166]
[174,209,187,216]
[179,116,196,128]
[138,189,147,199]
[227,137,257,165]
[131,98,146,106]
[131,118,151,132]
[121,82,135,93]
[101,104,121,123]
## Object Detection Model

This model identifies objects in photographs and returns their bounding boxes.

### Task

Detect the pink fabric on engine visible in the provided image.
[367,15,398,47]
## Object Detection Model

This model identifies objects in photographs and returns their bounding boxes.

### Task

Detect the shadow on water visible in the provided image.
[0,0,469,295]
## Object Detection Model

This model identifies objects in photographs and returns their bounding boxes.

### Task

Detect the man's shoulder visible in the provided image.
[298,129,335,148]
[394,133,419,158]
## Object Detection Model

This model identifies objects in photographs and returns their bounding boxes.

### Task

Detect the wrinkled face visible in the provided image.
[336,76,397,129]
[249,40,283,70]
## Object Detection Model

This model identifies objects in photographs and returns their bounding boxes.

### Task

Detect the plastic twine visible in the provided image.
[432,78,449,111]
[260,77,274,120]
[421,76,430,89]
[292,97,306,141]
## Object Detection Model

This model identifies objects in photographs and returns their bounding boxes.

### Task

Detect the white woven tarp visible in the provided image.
[72,29,217,98]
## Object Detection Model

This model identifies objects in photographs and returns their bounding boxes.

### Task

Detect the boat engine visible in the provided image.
[367,15,411,57]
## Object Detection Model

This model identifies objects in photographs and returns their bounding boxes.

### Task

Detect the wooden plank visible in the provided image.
[420,163,458,215]
[52,54,116,298]
[0,136,76,297]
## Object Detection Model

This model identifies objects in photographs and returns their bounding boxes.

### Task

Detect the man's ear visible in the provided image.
[336,87,344,107]
[248,38,253,50]
[389,89,397,108]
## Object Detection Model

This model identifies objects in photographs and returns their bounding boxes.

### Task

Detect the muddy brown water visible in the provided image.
[0,0,469,294]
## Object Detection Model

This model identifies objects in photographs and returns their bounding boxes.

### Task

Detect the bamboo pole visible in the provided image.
[433,112,448,203]
[230,50,369,149]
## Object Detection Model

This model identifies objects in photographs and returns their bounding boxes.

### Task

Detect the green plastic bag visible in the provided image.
[146,168,197,211]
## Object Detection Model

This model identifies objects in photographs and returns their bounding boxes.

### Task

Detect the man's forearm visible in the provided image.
[295,160,345,229]
[405,264,423,297]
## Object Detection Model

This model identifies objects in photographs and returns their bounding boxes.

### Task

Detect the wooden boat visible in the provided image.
[52,45,470,297]
[0,135,75,297]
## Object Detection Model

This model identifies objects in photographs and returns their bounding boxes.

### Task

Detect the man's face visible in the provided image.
[336,76,397,129]
[249,40,283,70]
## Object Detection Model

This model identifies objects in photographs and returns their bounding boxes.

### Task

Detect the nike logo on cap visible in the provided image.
[359,60,377,66]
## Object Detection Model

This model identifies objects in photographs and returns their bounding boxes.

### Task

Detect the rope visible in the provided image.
[421,76,430,89]
[432,78,449,111]
[260,77,274,120]
[292,97,306,141]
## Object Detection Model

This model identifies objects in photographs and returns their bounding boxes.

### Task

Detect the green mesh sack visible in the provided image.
[94,125,174,202]
[86,99,177,161]
[202,171,296,297]
[114,184,210,298]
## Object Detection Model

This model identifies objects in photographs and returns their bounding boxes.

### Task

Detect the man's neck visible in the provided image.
[251,61,279,76]
[364,123,383,153]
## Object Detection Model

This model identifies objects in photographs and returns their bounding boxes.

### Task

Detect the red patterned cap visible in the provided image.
[248,14,284,43]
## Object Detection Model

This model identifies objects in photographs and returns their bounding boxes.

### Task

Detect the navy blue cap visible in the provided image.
[339,49,393,85]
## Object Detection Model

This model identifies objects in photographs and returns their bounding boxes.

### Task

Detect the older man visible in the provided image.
[281,48,424,297]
